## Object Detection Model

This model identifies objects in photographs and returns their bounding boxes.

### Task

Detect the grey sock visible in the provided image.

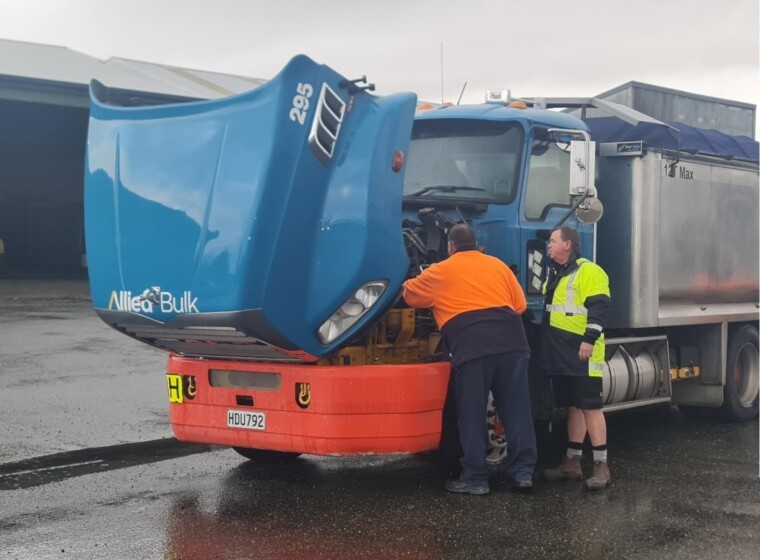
[593,449,607,463]
[566,447,582,459]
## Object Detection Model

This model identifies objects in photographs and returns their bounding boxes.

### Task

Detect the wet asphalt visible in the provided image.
[0,280,169,462]
[1,281,759,559]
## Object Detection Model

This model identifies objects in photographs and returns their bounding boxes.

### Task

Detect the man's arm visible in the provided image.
[506,268,527,314]
[583,294,611,345]
[578,294,611,360]
[402,267,438,309]
[578,265,611,360]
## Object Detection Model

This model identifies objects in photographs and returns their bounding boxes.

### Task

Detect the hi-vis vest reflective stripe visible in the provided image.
[543,258,609,377]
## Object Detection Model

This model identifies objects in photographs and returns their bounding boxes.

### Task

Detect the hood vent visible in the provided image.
[308,83,346,165]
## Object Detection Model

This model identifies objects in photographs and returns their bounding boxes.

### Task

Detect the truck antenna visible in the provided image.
[440,41,444,104]
[457,82,468,105]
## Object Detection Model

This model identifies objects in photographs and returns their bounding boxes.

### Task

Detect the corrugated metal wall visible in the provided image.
[0,39,267,279]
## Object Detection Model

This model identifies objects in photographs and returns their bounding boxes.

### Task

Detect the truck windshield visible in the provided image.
[403,119,523,203]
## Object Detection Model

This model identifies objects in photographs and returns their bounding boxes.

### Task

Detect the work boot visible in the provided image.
[542,456,583,481]
[444,479,490,495]
[584,461,611,490]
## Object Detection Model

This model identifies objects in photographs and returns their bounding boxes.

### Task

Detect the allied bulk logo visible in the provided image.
[108,286,200,314]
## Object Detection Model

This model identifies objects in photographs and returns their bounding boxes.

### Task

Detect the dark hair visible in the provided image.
[552,226,580,255]
[448,223,477,251]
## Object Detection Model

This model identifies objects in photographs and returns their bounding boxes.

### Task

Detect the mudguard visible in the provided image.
[85,55,417,360]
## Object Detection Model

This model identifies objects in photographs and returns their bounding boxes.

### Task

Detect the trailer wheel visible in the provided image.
[721,325,759,422]
[232,447,302,462]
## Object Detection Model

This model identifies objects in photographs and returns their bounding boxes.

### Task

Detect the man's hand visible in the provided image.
[578,342,594,361]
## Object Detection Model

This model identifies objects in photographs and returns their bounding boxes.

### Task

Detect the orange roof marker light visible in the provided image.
[509,100,528,109]
[417,103,436,111]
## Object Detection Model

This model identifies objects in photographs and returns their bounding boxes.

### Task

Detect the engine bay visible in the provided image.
[319,207,460,366]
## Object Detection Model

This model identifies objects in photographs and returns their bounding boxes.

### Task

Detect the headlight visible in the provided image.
[317,281,388,344]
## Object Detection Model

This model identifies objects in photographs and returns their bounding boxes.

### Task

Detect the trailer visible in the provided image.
[593,120,759,421]
[84,55,758,464]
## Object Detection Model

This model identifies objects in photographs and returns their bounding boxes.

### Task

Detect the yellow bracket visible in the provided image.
[670,366,701,380]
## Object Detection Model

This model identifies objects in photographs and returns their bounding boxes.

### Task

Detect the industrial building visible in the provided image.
[0,38,263,278]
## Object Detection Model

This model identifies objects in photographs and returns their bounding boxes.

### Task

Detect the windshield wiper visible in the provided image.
[407,185,488,197]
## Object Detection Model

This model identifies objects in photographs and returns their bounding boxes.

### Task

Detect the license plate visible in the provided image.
[227,409,266,431]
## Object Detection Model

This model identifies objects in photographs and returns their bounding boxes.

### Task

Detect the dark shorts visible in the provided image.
[551,375,603,410]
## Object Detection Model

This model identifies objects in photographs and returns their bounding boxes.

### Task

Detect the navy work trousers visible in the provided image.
[453,351,537,486]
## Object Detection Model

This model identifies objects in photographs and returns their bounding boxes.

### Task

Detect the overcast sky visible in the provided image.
[0,0,757,109]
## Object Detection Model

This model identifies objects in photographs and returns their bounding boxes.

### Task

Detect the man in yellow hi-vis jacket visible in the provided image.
[541,226,612,490]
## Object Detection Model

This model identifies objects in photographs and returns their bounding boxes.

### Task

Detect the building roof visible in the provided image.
[596,80,757,110]
[0,38,265,107]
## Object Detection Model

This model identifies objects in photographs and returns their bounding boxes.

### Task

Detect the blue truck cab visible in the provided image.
[85,54,594,363]
[402,103,594,316]
[86,55,417,361]
[84,54,597,458]
[83,54,760,458]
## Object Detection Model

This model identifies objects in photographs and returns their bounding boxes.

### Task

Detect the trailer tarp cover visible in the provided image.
[585,116,759,163]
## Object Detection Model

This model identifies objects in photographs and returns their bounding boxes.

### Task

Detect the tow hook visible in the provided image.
[185,376,197,399]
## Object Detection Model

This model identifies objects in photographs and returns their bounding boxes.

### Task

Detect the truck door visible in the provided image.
[518,131,594,318]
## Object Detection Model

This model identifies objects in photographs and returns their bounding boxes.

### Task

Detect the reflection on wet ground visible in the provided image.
[0,287,169,463]
[2,282,758,558]
[1,414,758,559]
[161,412,759,560]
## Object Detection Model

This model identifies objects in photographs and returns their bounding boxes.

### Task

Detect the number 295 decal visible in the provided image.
[290,82,313,125]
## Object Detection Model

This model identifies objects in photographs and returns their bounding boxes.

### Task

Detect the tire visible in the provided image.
[720,325,759,422]
[232,447,302,462]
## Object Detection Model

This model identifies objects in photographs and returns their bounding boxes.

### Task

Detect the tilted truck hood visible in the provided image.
[85,55,417,360]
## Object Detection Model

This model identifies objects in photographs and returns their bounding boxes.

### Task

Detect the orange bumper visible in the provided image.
[167,356,451,455]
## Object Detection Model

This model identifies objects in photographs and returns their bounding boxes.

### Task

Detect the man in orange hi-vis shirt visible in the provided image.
[403,223,536,496]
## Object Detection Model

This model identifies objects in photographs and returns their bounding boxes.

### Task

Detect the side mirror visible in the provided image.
[575,197,604,224]
[547,128,596,197]
[569,138,596,196]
